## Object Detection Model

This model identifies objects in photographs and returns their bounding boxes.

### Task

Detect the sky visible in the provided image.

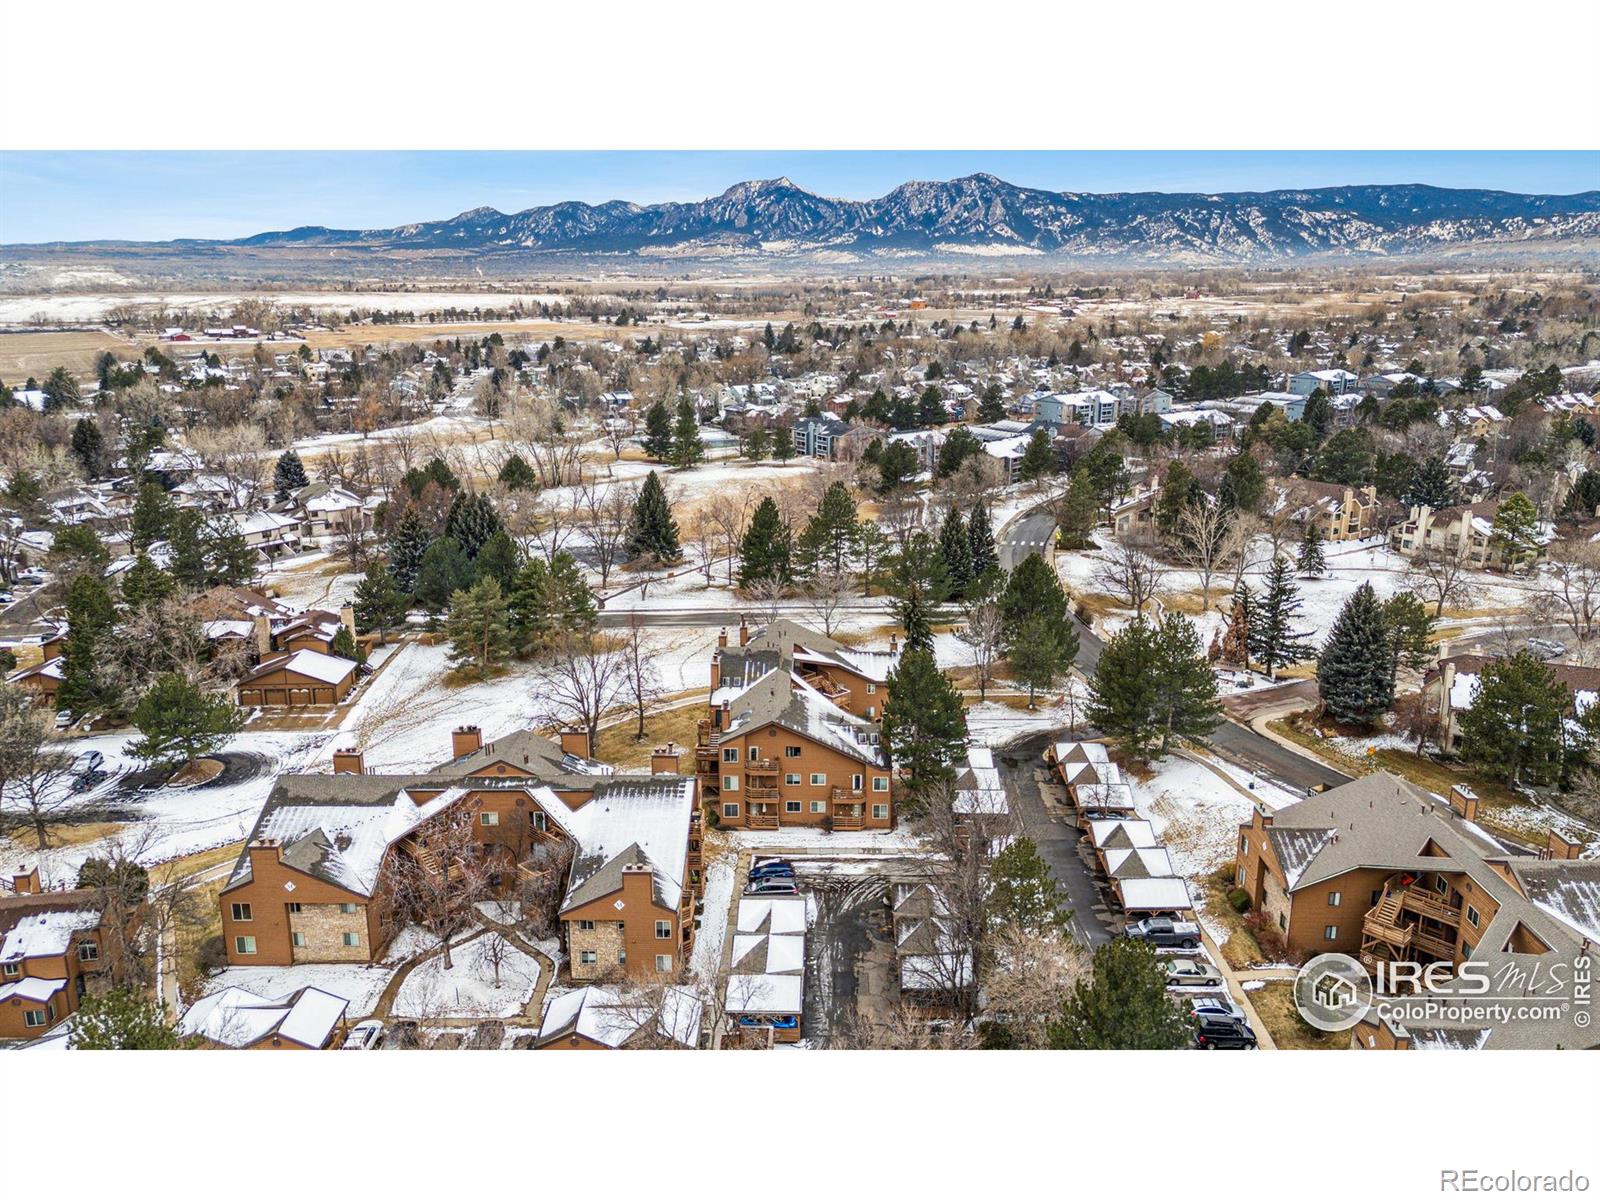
[1,150,1596,244]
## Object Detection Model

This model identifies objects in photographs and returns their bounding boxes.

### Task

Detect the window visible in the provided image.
[655,954,673,972]
[810,773,826,786]
[872,804,889,820]
[785,773,802,786]
[577,919,596,931]
[24,1010,47,1028]
[1236,866,1246,887]
[580,950,597,966]
[1467,905,1480,928]
[722,747,739,763]
[1324,925,1339,941]
[656,920,672,939]
[873,776,889,792]
[1435,875,1449,895]
[785,800,802,814]
[340,903,358,915]
[866,706,876,719]
[288,902,302,914]
[1328,891,1342,908]
[785,745,802,758]
[533,812,548,832]
[723,802,740,819]
[722,774,739,791]
[1279,914,1287,931]
[866,683,877,694]
[811,801,826,813]
[292,932,306,948]
[2,963,17,978]
[479,812,499,826]
[77,942,99,962]
[1239,836,1248,855]
[1370,890,1382,907]
[851,773,863,791]
[618,949,627,965]
[235,935,257,955]
[230,903,252,922]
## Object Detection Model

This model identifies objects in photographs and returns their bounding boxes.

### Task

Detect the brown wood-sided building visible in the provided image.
[0,868,109,1041]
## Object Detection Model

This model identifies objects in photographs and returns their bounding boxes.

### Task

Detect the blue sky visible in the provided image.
[2,151,1595,244]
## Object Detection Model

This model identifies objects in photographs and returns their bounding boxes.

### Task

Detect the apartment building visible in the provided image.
[1390,501,1549,571]
[0,868,110,1040]
[1275,479,1380,542]
[1235,770,1599,1049]
[1422,653,1600,753]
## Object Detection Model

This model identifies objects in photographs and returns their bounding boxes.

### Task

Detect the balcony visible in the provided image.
[747,812,780,831]
[830,810,863,832]
[746,787,779,800]
[1399,889,1462,924]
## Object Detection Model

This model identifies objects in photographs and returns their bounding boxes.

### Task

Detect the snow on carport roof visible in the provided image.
[735,895,806,935]
[724,973,803,1015]
[1118,877,1194,912]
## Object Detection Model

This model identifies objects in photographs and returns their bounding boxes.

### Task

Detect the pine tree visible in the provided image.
[1250,557,1313,680]
[388,504,433,596]
[473,529,522,589]
[273,449,309,502]
[129,673,243,769]
[204,515,256,586]
[978,382,1006,423]
[70,418,107,480]
[1150,615,1223,752]
[1008,612,1078,708]
[444,578,513,680]
[73,988,192,1050]
[743,426,770,461]
[353,562,408,644]
[444,492,503,559]
[1457,652,1571,785]
[938,505,973,599]
[130,481,176,552]
[1405,455,1458,509]
[967,499,998,579]
[882,648,968,808]
[875,440,918,492]
[1088,617,1163,756]
[119,553,174,610]
[642,399,673,460]
[1056,468,1101,550]
[887,533,950,654]
[986,836,1069,934]
[1219,450,1266,513]
[770,426,796,462]
[41,366,81,412]
[627,471,680,563]
[507,550,597,656]
[999,552,1068,643]
[1047,938,1189,1050]
[56,573,119,715]
[497,453,538,490]
[1296,522,1326,578]
[1019,427,1055,481]
[1490,491,1540,569]
[671,393,704,468]
[1316,582,1394,725]
[795,482,858,577]
[737,496,792,588]
[1382,591,1435,683]
[412,537,475,613]
[1156,460,1198,536]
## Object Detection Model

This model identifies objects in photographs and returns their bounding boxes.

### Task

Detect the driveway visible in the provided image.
[800,872,887,1045]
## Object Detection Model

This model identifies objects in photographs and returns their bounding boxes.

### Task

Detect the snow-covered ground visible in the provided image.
[390,931,541,1019]
[1135,754,1290,880]
[198,960,398,1017]
[964,696,1088,747]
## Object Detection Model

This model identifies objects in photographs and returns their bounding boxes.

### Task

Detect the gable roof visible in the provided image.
[180,985,348,1048]
[536,984,702,1048]
[722,668,887,767]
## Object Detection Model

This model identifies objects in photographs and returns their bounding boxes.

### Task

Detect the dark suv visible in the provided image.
[1192,1003,1258,1049]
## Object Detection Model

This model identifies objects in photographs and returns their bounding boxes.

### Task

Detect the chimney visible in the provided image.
[560,726,592,760]
[1448,784,1479,824]
[652,742,682,775]
[889,634,899,654]
[12,865,40,895]
[1255,802,1273,828]
[715,697,730,731]
[332,748,366,775]
[339,603,357,638]
[738,619,749,647]
[718,627,728,648]
[452,725,483,759]
[710,656,721,692]
[246,840,283,875]
[253,613,273,657]
[1545,829,1582,861]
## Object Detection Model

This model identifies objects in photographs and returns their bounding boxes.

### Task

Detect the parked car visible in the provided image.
[745,877,799,897]
[1527,637,1566,659]
[749,860,795,882]
[1192,1003,1257,1049]
[15,572,45,587]
[74,750,105,775]
[1124,917,1201,949]
[343,1019,386,1050]
[54,709,75,731]
[1165,959,1225,989]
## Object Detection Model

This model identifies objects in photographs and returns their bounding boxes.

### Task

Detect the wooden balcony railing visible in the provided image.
[1399,889,1462,924]
[831,811,863,832]
[746,812,780,830]
[746,787,779,800]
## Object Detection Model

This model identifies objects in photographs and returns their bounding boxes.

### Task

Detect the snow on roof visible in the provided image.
[1517,864,1600,945]
[732,931,805,974]
[276,987,350,1047]
[1117,877,1194,911]
[245,648,358,686]
[736,895,807,935]
[0,908,101,962]
[0,976,68,1004]
[724,973,804,1015]
[180,984,348,1048]
[538,985,703,1048]
[1088,819,1157,849]
[559,777,696,912]
[952,747,1008,814]
[1104,846,1178,879]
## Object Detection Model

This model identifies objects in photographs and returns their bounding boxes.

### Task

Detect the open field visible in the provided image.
[0,329,136,379]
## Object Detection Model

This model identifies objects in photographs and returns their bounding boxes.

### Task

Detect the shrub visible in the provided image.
[1227,887,1252,913]
[193,934,228,977]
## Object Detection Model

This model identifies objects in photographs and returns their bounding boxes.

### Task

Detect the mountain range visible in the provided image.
[17,175,1600,266]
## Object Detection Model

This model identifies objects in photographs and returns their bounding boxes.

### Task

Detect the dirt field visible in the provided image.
[0,329,136,380]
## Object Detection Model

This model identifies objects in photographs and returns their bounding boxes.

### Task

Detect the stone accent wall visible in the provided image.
[289,903,370,963]
[567,919,626,981]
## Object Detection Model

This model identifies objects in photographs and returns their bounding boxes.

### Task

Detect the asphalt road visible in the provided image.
[597,600,891,629]
[999,508,1059,572]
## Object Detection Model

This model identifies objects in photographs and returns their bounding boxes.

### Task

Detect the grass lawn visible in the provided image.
[1251,981,1347,1049]
[593,697,705,770]
[1199,868,1268,970]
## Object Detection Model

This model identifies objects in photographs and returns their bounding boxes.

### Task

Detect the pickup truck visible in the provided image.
[1123,917,1201,949]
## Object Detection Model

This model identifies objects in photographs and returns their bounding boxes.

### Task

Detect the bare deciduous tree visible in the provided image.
[980,923,1088,1049]
[1173,500,1231,611]
[383,801,498,971]
[620,613,666,741]
[575,479,633,589]
[1092,535,1166,615]
[0,687,77,853]
[801,566,854,638]
[1406,543,1478,617]
[537,630,630,749]
[1531,539,1600,651]
[956,592,1005,701]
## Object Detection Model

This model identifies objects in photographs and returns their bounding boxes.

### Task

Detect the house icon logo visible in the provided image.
[1294,953,1373,1032]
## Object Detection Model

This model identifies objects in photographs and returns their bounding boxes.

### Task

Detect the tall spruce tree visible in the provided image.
[444,492,503,559]
[1149,615,1222,753]
[978,382,1007,423]
[507,550,597,656]
[353,561,408,644]
[70,418,108,480]
[388,504,433,596]
[1047,938,1189,1050]
[130,481,176,552]
[1087,617,1163,757]
[273,449,309,502]
[1405,455,1458,509]
[1019,427,1055,481]
[986,837,1069,934]
[795,482,858,577]
[886,533,950,654]
[1457,652,1571,785]
[737,497,792,587]
[1296,522,1327,577]
[1316,582,1394,725]
[497,453,538,490]
[444,578,513,681]
[412,537,475,613]
[671,393,704,468]
[642,399,673,460]
[1382,591,1435,685]
[882,648,968,809]
[938,505,973,599]
[119,553,174,610]
[1250,556,1313,680]
[1008,612,1078,709]
[967,499,998,579]
[627,471,680,563]
[56,573,119,715]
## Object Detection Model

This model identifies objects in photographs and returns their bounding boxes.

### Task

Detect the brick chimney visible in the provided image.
[717,627,728,648]
[1545,829,1582,861]
[253,613,274,657]
[1448,784,1479,824]
[12,865,40,895]
[738,619,749,647]
[560,726,592,760]
[710,656,721,691]
[246,840,283,875]
[652,742,682,775]
[452,726,483,759]
[339,603,357,638]
[332,748,366,775]
[889,633,899,654]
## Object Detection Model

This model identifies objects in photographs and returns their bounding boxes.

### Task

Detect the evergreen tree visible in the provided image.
[1019,427,1055,481]
[737,496,792,587]
[642,399,673,460]
[388,504,433,596]
[1382,591,1435,681]
[978,382,1006,423]
[1218,450,1266,513]
[1088,617,1162,756]
[352,561,407,644]
[938,505,973,599]
[795,482,858,576]
[204,515,256,586]
[1250,557,1314,680]
[1056,468,1100,550]
[1458,652,1572,785]
[56,573,119,715]
[47,524,109,579]
[1316,582,1394,725]
[273,449,309,502]
[73,988,192,1050]
[1047,938,1189,1050]
[1156,460,1198,536]
[627,471,680,563]
[1149,615,1222,753]
[70,418,108,480]
[412,537,474,613]
[1489,491,1540,569]
[935,426,981,478]
[329,623,366,665]
[967,499,998,579]
[119,553,174,610]
[999,553,1067,643]
[671,393,704,468]
[130,481,176,552]
[1296,522,1327,577]
[1008,612,1078,708]
[497,453,538,490]
[886,533,950,654]
[444,492,503,559]
[444,578,513,680]
[507,550,597,656]
[129,673,243,769]
[917,385,947,427]
[743,426,770,461]
[1405,455,1458,509]
[875,440,919,492]
[41,366,81,412]
[986,836,1069,935]
[473,529,522,589]
[882,648,968,807]
[770,425,796,462]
